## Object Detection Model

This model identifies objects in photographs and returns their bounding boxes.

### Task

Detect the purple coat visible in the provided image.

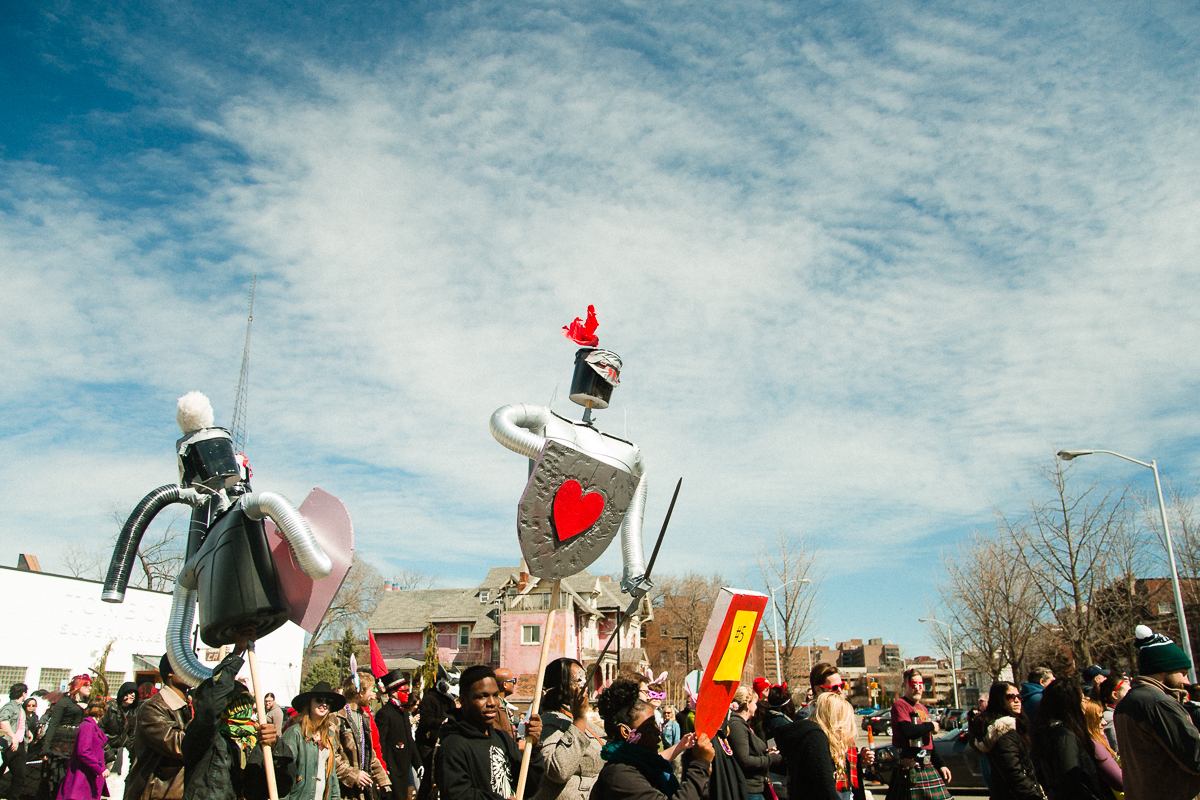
[57,717,109,800]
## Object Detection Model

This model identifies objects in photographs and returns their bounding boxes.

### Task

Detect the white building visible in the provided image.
[0,564,304,700]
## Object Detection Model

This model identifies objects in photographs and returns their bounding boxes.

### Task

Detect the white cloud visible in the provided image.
[3,0,1199,654]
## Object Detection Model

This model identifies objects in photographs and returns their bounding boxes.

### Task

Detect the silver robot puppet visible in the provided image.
[102,392,334,686]
[490,306,652,597]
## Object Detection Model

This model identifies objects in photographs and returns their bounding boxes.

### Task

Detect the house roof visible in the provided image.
[369,588,484,633]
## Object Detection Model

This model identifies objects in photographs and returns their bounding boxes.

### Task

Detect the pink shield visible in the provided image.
[264,487,354,634]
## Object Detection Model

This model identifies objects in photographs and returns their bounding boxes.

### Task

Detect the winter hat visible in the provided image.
[1135,625,1192,675]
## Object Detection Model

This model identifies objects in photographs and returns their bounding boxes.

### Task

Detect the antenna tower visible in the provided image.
[231,274,256,453]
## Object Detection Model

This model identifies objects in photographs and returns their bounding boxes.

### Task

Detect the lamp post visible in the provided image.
[919,617,960,708]
[768,579,812,686]
[1058,449,1196,683]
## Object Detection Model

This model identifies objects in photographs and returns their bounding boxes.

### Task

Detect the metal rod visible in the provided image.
[586,478,682,683]
[515,579,560,800]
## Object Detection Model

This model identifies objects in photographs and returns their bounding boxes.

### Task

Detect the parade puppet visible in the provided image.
[489,305,652,597]
[102,392,353,687]
[491,307,664,798]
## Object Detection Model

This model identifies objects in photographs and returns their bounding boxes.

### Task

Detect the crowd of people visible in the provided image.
[2,624,1198,800]
[963,625,1200,800]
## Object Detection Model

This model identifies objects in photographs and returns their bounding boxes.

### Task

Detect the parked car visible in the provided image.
[863,726,986,789]
[861,708,890,735]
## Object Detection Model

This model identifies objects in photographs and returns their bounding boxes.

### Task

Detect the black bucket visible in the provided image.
[188,507,289,646]
[178,429,240,489]
[569,348,614,409]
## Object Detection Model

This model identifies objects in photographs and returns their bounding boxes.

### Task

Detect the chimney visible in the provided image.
[518,558,530,592]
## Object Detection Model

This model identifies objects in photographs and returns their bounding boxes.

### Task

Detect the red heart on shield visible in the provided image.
[552,480,605,541]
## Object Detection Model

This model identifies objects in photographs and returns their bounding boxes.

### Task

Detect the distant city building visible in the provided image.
[761,637,901,686]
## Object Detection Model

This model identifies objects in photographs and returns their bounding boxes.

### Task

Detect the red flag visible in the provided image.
[368,630,387,677]
[562,305,600,347]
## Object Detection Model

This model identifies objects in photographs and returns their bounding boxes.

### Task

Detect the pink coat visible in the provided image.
[57,717,108,800]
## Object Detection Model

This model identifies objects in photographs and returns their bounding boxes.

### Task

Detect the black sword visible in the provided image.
[587,477,682,684]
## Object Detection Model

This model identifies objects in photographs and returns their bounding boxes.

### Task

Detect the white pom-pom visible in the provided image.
[176,392,214,433]
[1135,624,1153,641]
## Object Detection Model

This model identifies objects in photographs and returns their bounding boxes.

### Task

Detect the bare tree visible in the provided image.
[650,572,726,708]
[63,542,104,580]
[1008,458,1130,667]
[303,553,385,665]
[387,568,437,591]
[937,531,1043,682]
[748,530,821,686]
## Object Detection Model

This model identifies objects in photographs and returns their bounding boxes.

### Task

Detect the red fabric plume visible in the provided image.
[368,630,387,678]
[562,305,600,347]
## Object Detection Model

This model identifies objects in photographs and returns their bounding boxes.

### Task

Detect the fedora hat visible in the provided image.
[291,681,347,713]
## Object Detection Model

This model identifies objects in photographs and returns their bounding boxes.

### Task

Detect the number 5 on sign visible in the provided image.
[693,589,769,738]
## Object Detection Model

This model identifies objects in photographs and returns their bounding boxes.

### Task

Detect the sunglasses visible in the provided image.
[1005,693,1021,700]
[503,678,517,685]
[818,684,846,693]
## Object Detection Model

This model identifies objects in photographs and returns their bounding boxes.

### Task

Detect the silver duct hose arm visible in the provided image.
[490,404,550,459]
[619,469,651,598]
[240,491,332,580]
[102,485,205,603]
[166,581,212,686]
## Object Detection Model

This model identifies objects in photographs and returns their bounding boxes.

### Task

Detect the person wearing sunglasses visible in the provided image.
[885,668,952,800]
[967,681,1043,800]
[280,681,346,800]
[1097,674,1129,754]
[492,668,520,742]
[797,663,847,720]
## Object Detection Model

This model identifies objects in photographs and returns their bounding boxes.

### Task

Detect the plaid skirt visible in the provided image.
[884,764,953,800]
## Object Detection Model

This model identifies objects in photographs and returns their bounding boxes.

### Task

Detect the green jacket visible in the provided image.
[280,722,341,800]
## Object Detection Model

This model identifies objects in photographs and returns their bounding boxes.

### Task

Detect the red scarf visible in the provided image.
[835,746,860,792]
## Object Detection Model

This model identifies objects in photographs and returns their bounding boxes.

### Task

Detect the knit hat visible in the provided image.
[1135,624,1192,675]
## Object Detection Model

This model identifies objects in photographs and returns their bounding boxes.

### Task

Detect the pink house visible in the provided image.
[367,563,652,700]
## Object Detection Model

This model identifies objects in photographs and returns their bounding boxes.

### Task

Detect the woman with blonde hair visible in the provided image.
[811,693,873,800]
[727,685,782,800]
[1082,699,1122,795]
[281,682,346,800]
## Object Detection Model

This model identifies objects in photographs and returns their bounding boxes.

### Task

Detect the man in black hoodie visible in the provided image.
[180,631,281,800]
[436,666,543,800]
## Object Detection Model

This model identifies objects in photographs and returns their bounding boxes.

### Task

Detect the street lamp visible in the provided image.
[768,579,812,685]
[1058,448,1196,682]
[919,617,960,708]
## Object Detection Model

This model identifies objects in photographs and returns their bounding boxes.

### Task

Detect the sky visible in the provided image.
[2,0,1199,661]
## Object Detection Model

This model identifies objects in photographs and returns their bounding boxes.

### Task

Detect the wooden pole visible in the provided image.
[514,579,561,799]
[246,642,279,800]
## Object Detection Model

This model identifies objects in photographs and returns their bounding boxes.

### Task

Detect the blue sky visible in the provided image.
[3,0,1199,661]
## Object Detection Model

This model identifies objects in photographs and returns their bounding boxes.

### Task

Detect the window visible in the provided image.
[480,590,490,603]
[105,671,125,690]
[522,625,541,645]
[459,625,470,648]
[0,667,25,688]
[38,668,69,692]
[1158,602,1173,616]
[507,587,518,597]
[660,624,668,637]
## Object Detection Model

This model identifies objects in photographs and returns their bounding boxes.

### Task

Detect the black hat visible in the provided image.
[159,654,174,680]
[380,669,408,690]
[291,681,347,714]
[1081,665,1110,683]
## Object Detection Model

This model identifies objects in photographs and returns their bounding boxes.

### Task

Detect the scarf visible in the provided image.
[220,688,258,764]
[601,741,680,797]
